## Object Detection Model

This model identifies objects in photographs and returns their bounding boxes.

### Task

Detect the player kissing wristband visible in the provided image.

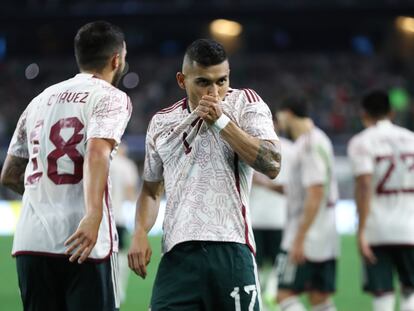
[212,114,230,132]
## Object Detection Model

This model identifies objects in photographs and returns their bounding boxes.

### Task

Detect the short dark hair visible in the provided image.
[280,96,309,118]
[361,90,391,118]
[184,39,227,67]
[74,21,124,71]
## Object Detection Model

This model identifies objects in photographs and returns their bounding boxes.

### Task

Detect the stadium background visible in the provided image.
[1,0,414,310]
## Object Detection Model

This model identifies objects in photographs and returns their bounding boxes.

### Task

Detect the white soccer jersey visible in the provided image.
[109,155,139,227]
[7,73,132,260]
[281,127,339,261]
[348,120,414,245]
[143,88,279,254]
[249,137,293,229]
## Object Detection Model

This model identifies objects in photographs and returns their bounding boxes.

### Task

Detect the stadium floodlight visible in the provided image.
[396,16,414,33]
[210,19,243,37]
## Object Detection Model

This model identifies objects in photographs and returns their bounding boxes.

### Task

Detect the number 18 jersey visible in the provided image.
[348,120,414,245]
[7,73,132,260]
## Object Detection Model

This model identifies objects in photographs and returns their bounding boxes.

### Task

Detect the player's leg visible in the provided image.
[64,253,119,311]
[263,229,283,308]
[393,246,414,311]
[150,242,202,311]
[307,259,337,311]
[116,225,129,303]
[202,242,262,311]
[276,251,306,311]
[362,246,395,311]
[16,255,65,311]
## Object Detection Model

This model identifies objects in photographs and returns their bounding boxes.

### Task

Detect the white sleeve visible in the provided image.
[239,89,279,141]
[302,143,329,187]
[347,135,373,176]
[7,107,29,159]
[143,117,164,182]
[87,91,132,146]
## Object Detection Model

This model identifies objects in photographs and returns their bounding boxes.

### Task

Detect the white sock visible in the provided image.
[401,290,414,311]
[311,299,337,311]
[264,265,278,299]
[373,293,395,311]
[279,296,307,311]
[118,251,130,303]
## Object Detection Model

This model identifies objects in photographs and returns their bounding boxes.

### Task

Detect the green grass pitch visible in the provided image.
[0,235,381,310]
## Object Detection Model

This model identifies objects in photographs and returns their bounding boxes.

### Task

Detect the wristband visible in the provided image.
[212,114,230,132]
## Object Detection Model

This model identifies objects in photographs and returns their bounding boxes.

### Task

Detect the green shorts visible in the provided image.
[253,229,282,268]
[16,254,119,311]
[277,251,337,293]
[150,241,262,311]
[362,245,414,294]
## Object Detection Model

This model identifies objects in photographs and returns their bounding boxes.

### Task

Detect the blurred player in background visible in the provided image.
[276,97,339,311]
[0,21,131,311]
[249,132,293,309]
[348,90,414,311]
[109,142,139,303]
[128,38,281,310]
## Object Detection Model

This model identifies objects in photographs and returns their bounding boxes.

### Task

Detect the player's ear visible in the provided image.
[176,72,186,90]
[111,53,120,71]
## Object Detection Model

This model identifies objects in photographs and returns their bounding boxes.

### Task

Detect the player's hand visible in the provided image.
[64,213,102,264]
[289,235,306,265]
[196,95,222,125]
[128,228,152,279]
[358,232,377,264]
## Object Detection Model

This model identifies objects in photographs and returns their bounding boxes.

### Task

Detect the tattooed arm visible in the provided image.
[220,122,281,179]
[1,155,28,195]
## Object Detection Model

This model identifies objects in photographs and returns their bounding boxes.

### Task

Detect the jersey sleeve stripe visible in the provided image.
[243,89,253,103]
[157,98,186,114]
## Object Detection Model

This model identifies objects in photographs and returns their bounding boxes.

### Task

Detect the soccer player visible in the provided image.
[128,38,281,310]
[109,143,139,303]
[347,90,414,311]
[276,97,339,311]
[0,21,131,311]
[249,136,293,306]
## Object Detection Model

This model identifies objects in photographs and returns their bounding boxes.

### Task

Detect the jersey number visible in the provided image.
[27,117,84,185]
[230,285,257,311]
[376,153,414,195]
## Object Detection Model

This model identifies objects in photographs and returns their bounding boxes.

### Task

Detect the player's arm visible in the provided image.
[0,155,28,195]
[355,174,376,263]
[65,138,113,263]
[290,184,324,264]
[196,95,281,179]
[253,171,284,194]
[128,180,164,279]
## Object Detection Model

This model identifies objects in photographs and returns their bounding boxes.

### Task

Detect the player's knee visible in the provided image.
[372,293,395,311]
[311,298,337,311]
[308,291,331,305]
[401,288,414,311]
[278,295,306,311]
[277,289,296,304]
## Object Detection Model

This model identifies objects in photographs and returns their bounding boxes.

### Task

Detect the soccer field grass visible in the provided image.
[0,235,379,310]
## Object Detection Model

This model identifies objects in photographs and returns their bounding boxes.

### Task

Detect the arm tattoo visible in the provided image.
[1,156,28,195]
[252,140,281,178]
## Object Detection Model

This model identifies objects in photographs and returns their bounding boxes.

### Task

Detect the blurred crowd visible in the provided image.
[1,52,413,154]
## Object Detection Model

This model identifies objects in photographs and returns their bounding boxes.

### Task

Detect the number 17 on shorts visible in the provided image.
[230,284,260,311]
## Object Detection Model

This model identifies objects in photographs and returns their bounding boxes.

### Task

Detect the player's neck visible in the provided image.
[80,70,113,85]
[292,118,314,140]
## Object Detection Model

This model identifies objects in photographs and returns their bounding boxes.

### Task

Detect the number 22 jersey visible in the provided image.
[348,120,414,245]
[7,73,132,260]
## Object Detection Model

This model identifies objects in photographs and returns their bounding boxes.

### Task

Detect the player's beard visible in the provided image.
[111,65,124,87]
